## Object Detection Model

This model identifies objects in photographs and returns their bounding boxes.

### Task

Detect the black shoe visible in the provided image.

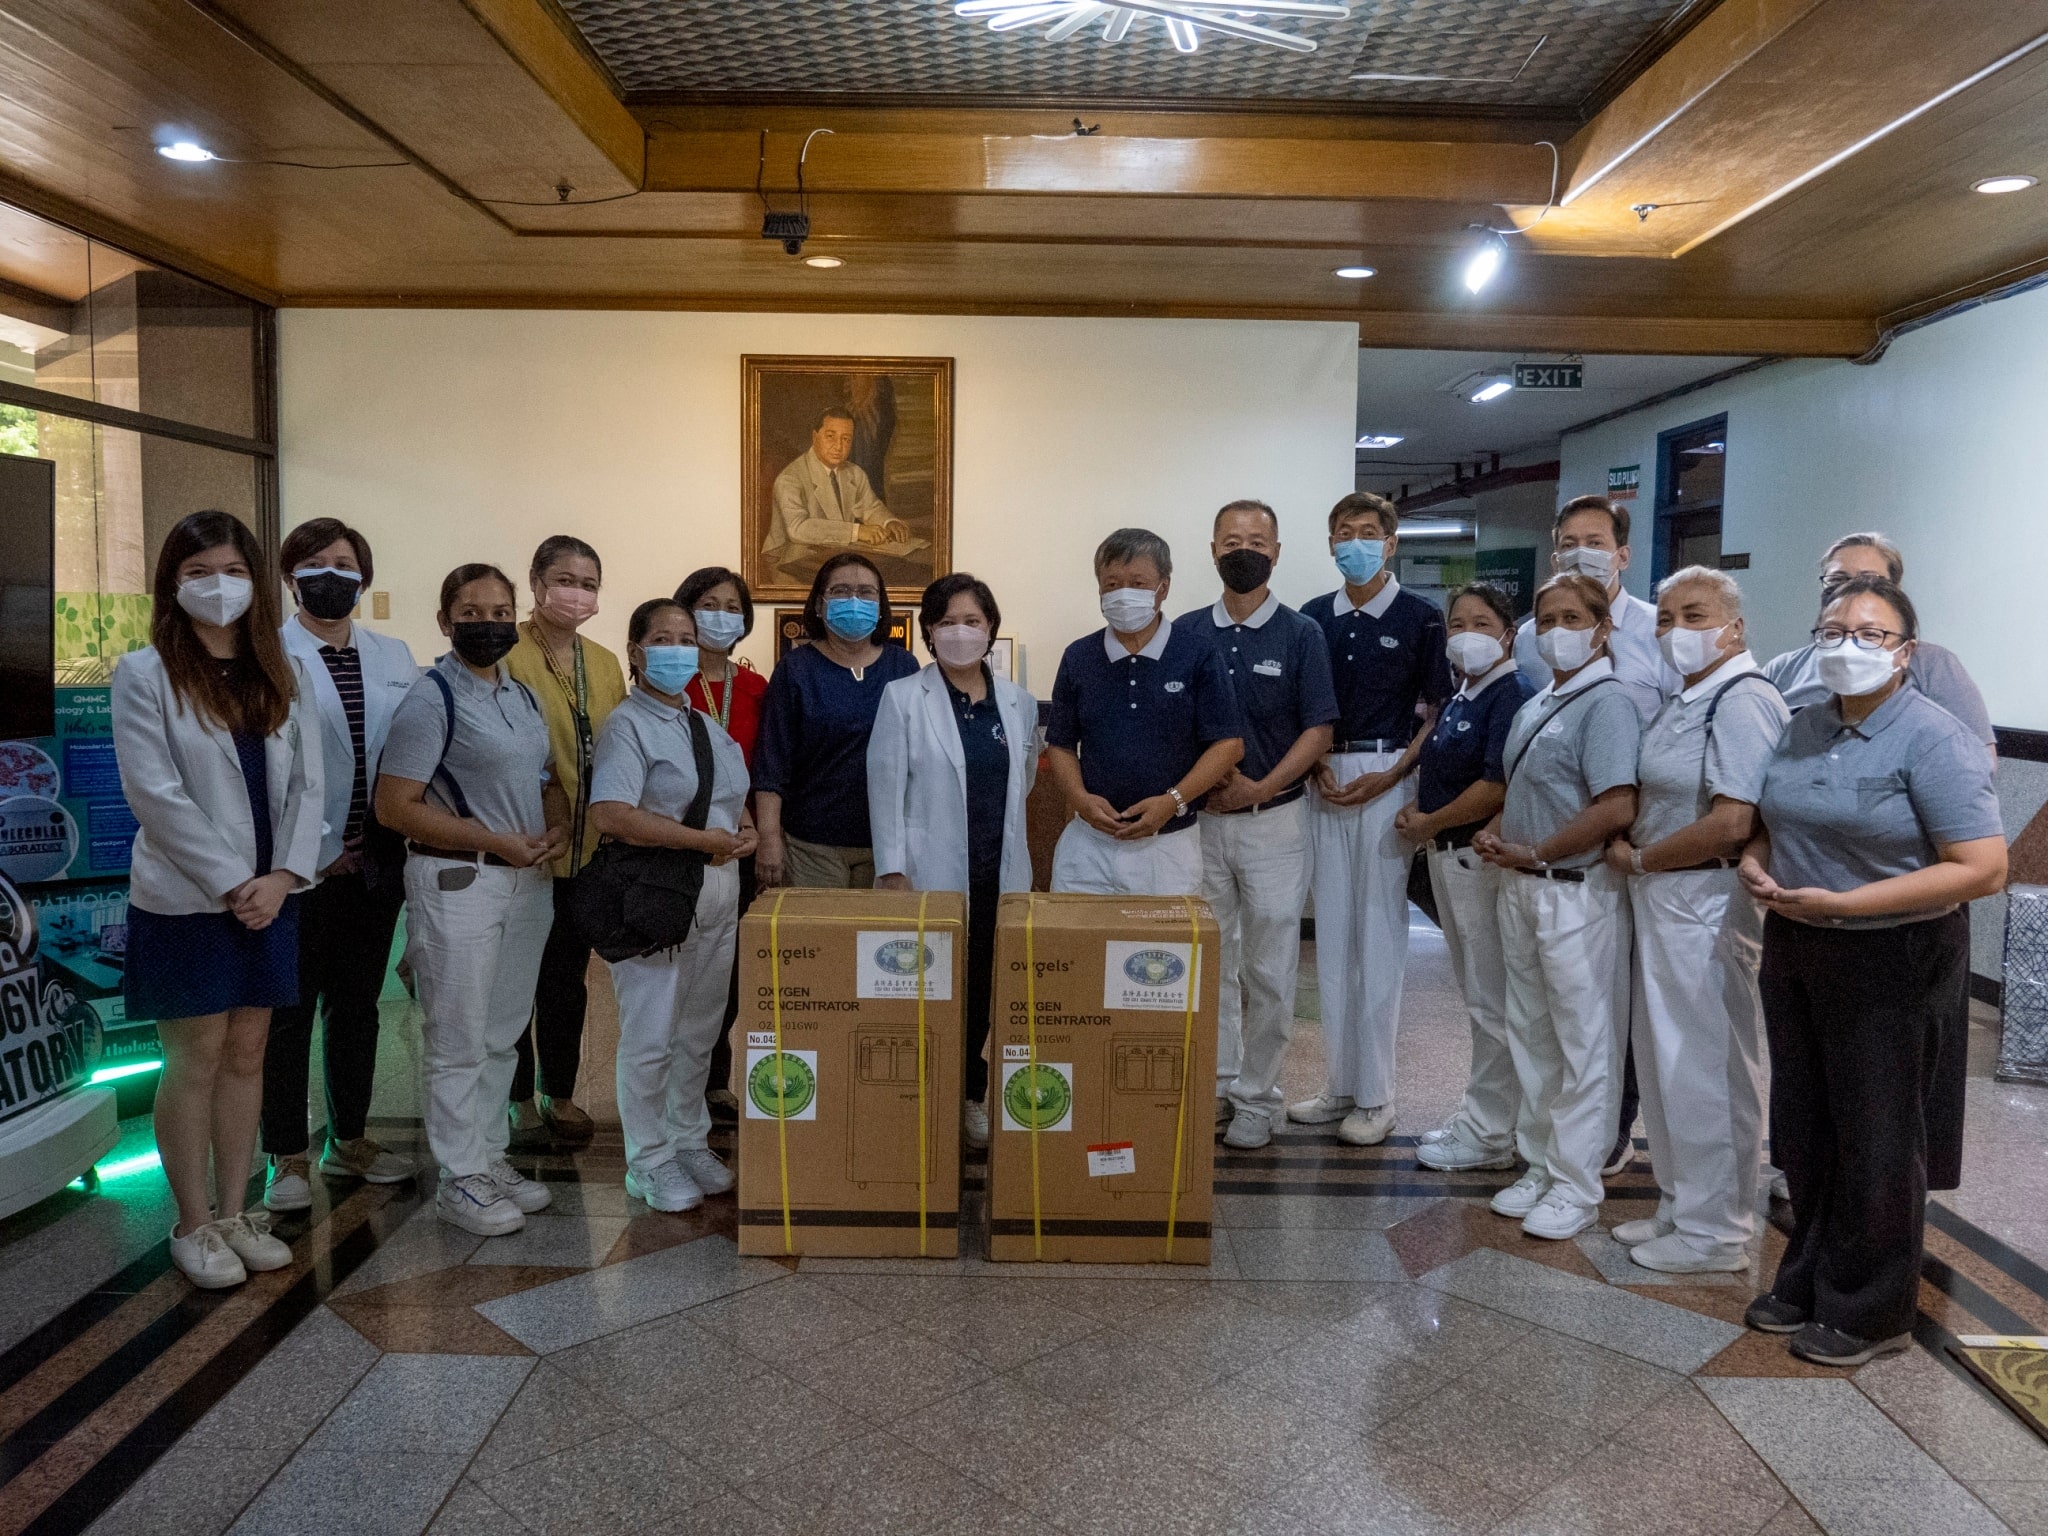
[1788,1322,1911,1367]
[1744,1293,1808,1334]
[707,1089,739,1126]
[1600,1133,1637,1178]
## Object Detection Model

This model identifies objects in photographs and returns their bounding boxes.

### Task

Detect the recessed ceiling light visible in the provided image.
[1470,379,1513,403]
[1333,265,1377,280]
[157,141,216,163]
[1972,174,2037,195]
[803,255,844,268]
[1355,433,1405,449]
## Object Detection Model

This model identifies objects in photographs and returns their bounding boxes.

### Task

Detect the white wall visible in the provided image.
[277,311,1358,689]
[1558,285,2048,730]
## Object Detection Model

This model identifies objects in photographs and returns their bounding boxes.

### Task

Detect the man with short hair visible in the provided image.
[1045,528,1244,897]
[765,407,912,573]
[1513,495,1680,725]
[1293,493,1452,1146]
[1182,500,1339,1149]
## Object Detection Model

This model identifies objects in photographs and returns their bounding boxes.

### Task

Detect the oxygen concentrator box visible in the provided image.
[732,888,963,1257]
[987,893,1218,1265]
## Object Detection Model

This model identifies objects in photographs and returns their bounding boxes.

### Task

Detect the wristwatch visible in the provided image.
[1167,787,1189,817]
[1629,847,1646,876]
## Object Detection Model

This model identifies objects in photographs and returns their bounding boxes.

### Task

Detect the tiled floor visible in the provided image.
[2,918,2046,1535]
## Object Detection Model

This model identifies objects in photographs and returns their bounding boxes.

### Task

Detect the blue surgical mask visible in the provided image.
[1333,539,1386,585]
[823,596,879,642]
[693,608,746,651]
[641,644,699,695]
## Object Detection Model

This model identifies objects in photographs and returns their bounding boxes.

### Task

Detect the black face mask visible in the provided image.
[294,570,363,622]
[450,620,519,668]
[1217,548,1273,595]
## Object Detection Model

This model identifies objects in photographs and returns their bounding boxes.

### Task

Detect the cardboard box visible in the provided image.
[987,892,1219,1265]
[733,888,964,1257]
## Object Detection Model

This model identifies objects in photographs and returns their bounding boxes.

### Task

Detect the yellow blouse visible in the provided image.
[505,621,628,878]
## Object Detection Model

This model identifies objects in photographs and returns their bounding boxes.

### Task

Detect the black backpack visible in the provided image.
[565,710,718,962]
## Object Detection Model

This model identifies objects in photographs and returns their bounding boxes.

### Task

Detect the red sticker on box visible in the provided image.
[1085,1142,1136,1177]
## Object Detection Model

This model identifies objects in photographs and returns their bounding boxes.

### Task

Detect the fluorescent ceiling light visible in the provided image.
[1463,237,1504,294]
[1400,521,1470,538]
[1470,378,1513,403]
[1355,433,1405,449]
[1972,174,2037,194]
[803,255,844,268]
[1333,265,1377,279]
[157,141,216,162]
[953,2,1350,55]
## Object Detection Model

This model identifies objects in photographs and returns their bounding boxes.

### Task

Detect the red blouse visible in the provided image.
[686,663,769,769]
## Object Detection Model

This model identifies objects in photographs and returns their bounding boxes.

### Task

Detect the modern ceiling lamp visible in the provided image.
[953,1,1351,54]
[1971,174,2038,194]
[1462,233,1506,293]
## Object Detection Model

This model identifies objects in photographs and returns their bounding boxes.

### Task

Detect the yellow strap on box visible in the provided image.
[1025,894,1043,1259]
[1164,897,1200,1262]
[768,889,793,1255]
[915,891,930,1256]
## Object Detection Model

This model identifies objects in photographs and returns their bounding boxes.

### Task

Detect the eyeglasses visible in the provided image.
[824,584,880,602]
[1812,625,1905,651]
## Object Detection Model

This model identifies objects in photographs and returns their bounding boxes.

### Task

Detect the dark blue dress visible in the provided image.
[124,723,301,1021]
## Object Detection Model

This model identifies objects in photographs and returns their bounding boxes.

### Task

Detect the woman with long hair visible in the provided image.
[112,510,324,1288]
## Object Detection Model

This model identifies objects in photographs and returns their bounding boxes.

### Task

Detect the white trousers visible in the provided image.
[404,858,554,1182]
[1630,869,1765,1255]
[608,861,742,1180]
[1428,844,1534,1160]
[1307,751,1410,1108]
[1498,862,1631,1211]
[1200,798,1310,1112]
[1050,817,1204,897]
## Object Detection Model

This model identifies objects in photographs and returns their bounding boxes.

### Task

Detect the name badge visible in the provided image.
[1253,660,1283,677]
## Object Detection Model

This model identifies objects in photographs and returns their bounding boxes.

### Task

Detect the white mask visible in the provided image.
[933,623,990,669]
[1445,631,1504,677]
[1099,587,1159,635]
[1659,622,1728,676]
[1536,624,1597,673]
[1816,641,1899,698]
[177,572,254,629]
[1557,546,1616,583]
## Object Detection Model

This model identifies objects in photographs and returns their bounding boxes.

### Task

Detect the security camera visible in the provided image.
[762,210,811,256]
[781,236,805,257]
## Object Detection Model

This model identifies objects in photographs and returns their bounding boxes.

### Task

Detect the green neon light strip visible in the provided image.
[95,1150,163,1179]
[90,1060,164,1084]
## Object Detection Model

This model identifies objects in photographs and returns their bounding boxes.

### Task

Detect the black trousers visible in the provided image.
[260,870,404,1155]
[965,876,999,1103]
[707,855,757,1100]
[512,876,588,1102]
[1761,908,1967,1341]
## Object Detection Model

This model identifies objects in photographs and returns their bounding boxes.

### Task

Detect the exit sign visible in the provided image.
[1512,362,1583,390]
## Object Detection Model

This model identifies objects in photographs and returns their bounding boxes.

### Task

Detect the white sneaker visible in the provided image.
[486,1159,553,1214]
[217,1211,292,1271]
[1522,1194,1597,1241]
[1629,1232,1749,1274]
[263,1155,312,1212]
[1287,1093,1355,1125]
[1490,1171,1550,1219]
[1223,1106,1274,1150]
[964,1100,990,1150]
[1415,1128,1516,1172]
[438,1173,526,1236]
[1337,1104,1396,1146]
[169,1222,247,1289]
[1612,1216,1675,1247]
[674,1147,735,1196]
[626,1161,704,1213]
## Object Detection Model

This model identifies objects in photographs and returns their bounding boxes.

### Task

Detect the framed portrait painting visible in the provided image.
[742,355,954,603]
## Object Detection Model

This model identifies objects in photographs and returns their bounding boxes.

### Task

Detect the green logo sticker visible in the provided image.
[747,1051,817,1119]
[1003,1062,1072,1131]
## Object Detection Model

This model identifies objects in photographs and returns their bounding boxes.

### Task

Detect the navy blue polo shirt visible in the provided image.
[1176,596,1339,806]
[1417,662,1536,815]
[947,666,1009,889]
[1046,617,1243,831]
[1303,579,1452,746]
[752,639,920,847]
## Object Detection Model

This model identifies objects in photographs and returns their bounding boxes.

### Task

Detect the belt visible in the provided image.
[1512,865,1586,883]
[1216,784,1306,817]
[1332,738,1403,754]
[1670,857,1737,872]
[407,841,514,867]
[1428,818,1489,853]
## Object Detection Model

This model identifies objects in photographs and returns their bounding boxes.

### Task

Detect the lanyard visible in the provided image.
[532,622,594,867]
[704,674,733,730]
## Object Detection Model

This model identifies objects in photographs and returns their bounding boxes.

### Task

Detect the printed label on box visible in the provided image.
[1002,1043,1032,1061]
[747,1031,778,1048]
[744,1047,819,1120]
[999,1061,1073,1133]
[1086,1142,1136,1177]
[856,930,954,1001]
[1103,940,1201,1012]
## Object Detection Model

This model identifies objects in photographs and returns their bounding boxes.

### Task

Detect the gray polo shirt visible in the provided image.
[1631,653,1791,847]
[1499,658,1642,869]
[1757,685,2002,928]
[589,688,748,835]
[1763,639,1992,747]
[379,652,551,838]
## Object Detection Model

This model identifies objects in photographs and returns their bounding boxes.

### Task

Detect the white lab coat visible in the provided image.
[867,663,1038,901]
[281,614,420,871]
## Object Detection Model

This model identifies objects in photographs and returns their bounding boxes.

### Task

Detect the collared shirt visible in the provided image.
[753,640,921,848]
[589,687,748,835]
[315,641,369,849]
[1515,586,1680,725]
[1757,684,2002,928]
[945,665,1010,887]
[380,652,551,839]
[505,625,627,875]
[1631,652,1790,847]
[1762,638,1993,747]
[1417,659,1535,816]
[1046,616,1242,828]
[1177,593,1339,795]
[1498,656,1642,868]
[1302,577,1451,746]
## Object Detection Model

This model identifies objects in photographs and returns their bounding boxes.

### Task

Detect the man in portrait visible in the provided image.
[763,406,911,578]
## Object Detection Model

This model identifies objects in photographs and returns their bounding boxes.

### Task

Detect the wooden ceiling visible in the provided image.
[0,0,2044,356]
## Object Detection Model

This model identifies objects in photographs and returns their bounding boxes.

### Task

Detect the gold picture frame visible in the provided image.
[741,354,955,604]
